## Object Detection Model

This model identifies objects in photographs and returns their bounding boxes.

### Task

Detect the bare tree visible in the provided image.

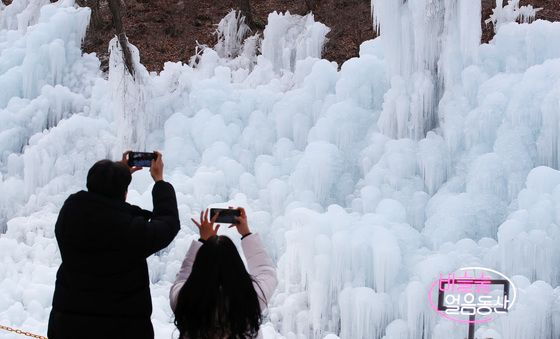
[107,0,135,78]
[77,0,103,28]
[238,0,254,27]
[304,0,316,13]
[90,0,102,28]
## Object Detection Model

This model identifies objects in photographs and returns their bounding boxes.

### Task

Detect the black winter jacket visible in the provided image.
[47,180,180,339]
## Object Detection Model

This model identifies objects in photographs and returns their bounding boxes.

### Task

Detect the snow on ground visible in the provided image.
[1,0,560,338]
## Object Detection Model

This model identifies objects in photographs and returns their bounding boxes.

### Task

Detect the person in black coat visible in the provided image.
[47,151,180,339]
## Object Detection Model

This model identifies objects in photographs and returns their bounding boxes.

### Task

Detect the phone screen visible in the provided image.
[210,208,241,224]
[128,152,155,167]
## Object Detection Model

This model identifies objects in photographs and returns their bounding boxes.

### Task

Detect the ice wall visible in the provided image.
[271,2,560,338]
[0,0,98,233]
[2,1,560,339]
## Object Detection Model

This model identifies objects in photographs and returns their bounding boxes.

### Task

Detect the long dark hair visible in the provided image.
[174,235,262,339]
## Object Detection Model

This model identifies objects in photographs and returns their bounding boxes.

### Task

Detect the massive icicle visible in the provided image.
[374,0,481,140]
[108,35,159,154]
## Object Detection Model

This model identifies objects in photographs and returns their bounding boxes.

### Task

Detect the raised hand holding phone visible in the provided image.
[149,151,163,182]
[229,206,251,238]
[191,208,220,241]
[121,150,143,174]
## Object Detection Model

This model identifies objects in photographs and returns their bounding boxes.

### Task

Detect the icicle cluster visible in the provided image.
[261,12,330,73]
[214,10,252,59]
[108,35,159,154]
[374,0,481,140]
[486,0,543,33]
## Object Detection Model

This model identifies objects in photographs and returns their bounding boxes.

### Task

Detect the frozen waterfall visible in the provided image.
[1,0,560,338]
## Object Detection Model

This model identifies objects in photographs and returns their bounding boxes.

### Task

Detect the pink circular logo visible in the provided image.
[428,267,517,324]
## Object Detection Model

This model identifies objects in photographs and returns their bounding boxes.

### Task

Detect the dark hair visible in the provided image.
[174,236,262,339]
[86,160,131,201]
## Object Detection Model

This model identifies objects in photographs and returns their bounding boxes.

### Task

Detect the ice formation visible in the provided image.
[486,0,543,33]
[261,11,330,73]
[214,10,252,60]
[1,0,560,338]
[108,34,157,152]
[374,0,481,140]
[206,11,261,73]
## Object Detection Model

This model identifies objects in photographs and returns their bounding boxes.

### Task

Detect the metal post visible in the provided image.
[467,314,475,339]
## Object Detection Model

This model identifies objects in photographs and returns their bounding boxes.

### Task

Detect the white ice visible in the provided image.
[486,0,543,33]
[1,0,560,338]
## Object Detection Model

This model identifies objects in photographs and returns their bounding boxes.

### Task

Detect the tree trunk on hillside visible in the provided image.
[77,0,103,28]
[304,0,316,13]
[91,0,102,28]
[238,0,254,27]
[107,0,135,78]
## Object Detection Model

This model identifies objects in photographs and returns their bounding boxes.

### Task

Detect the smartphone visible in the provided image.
[210,208,241,224]
[127,152,156,167]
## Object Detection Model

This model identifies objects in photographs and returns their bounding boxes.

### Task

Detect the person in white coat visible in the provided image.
[170,207,277,339]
